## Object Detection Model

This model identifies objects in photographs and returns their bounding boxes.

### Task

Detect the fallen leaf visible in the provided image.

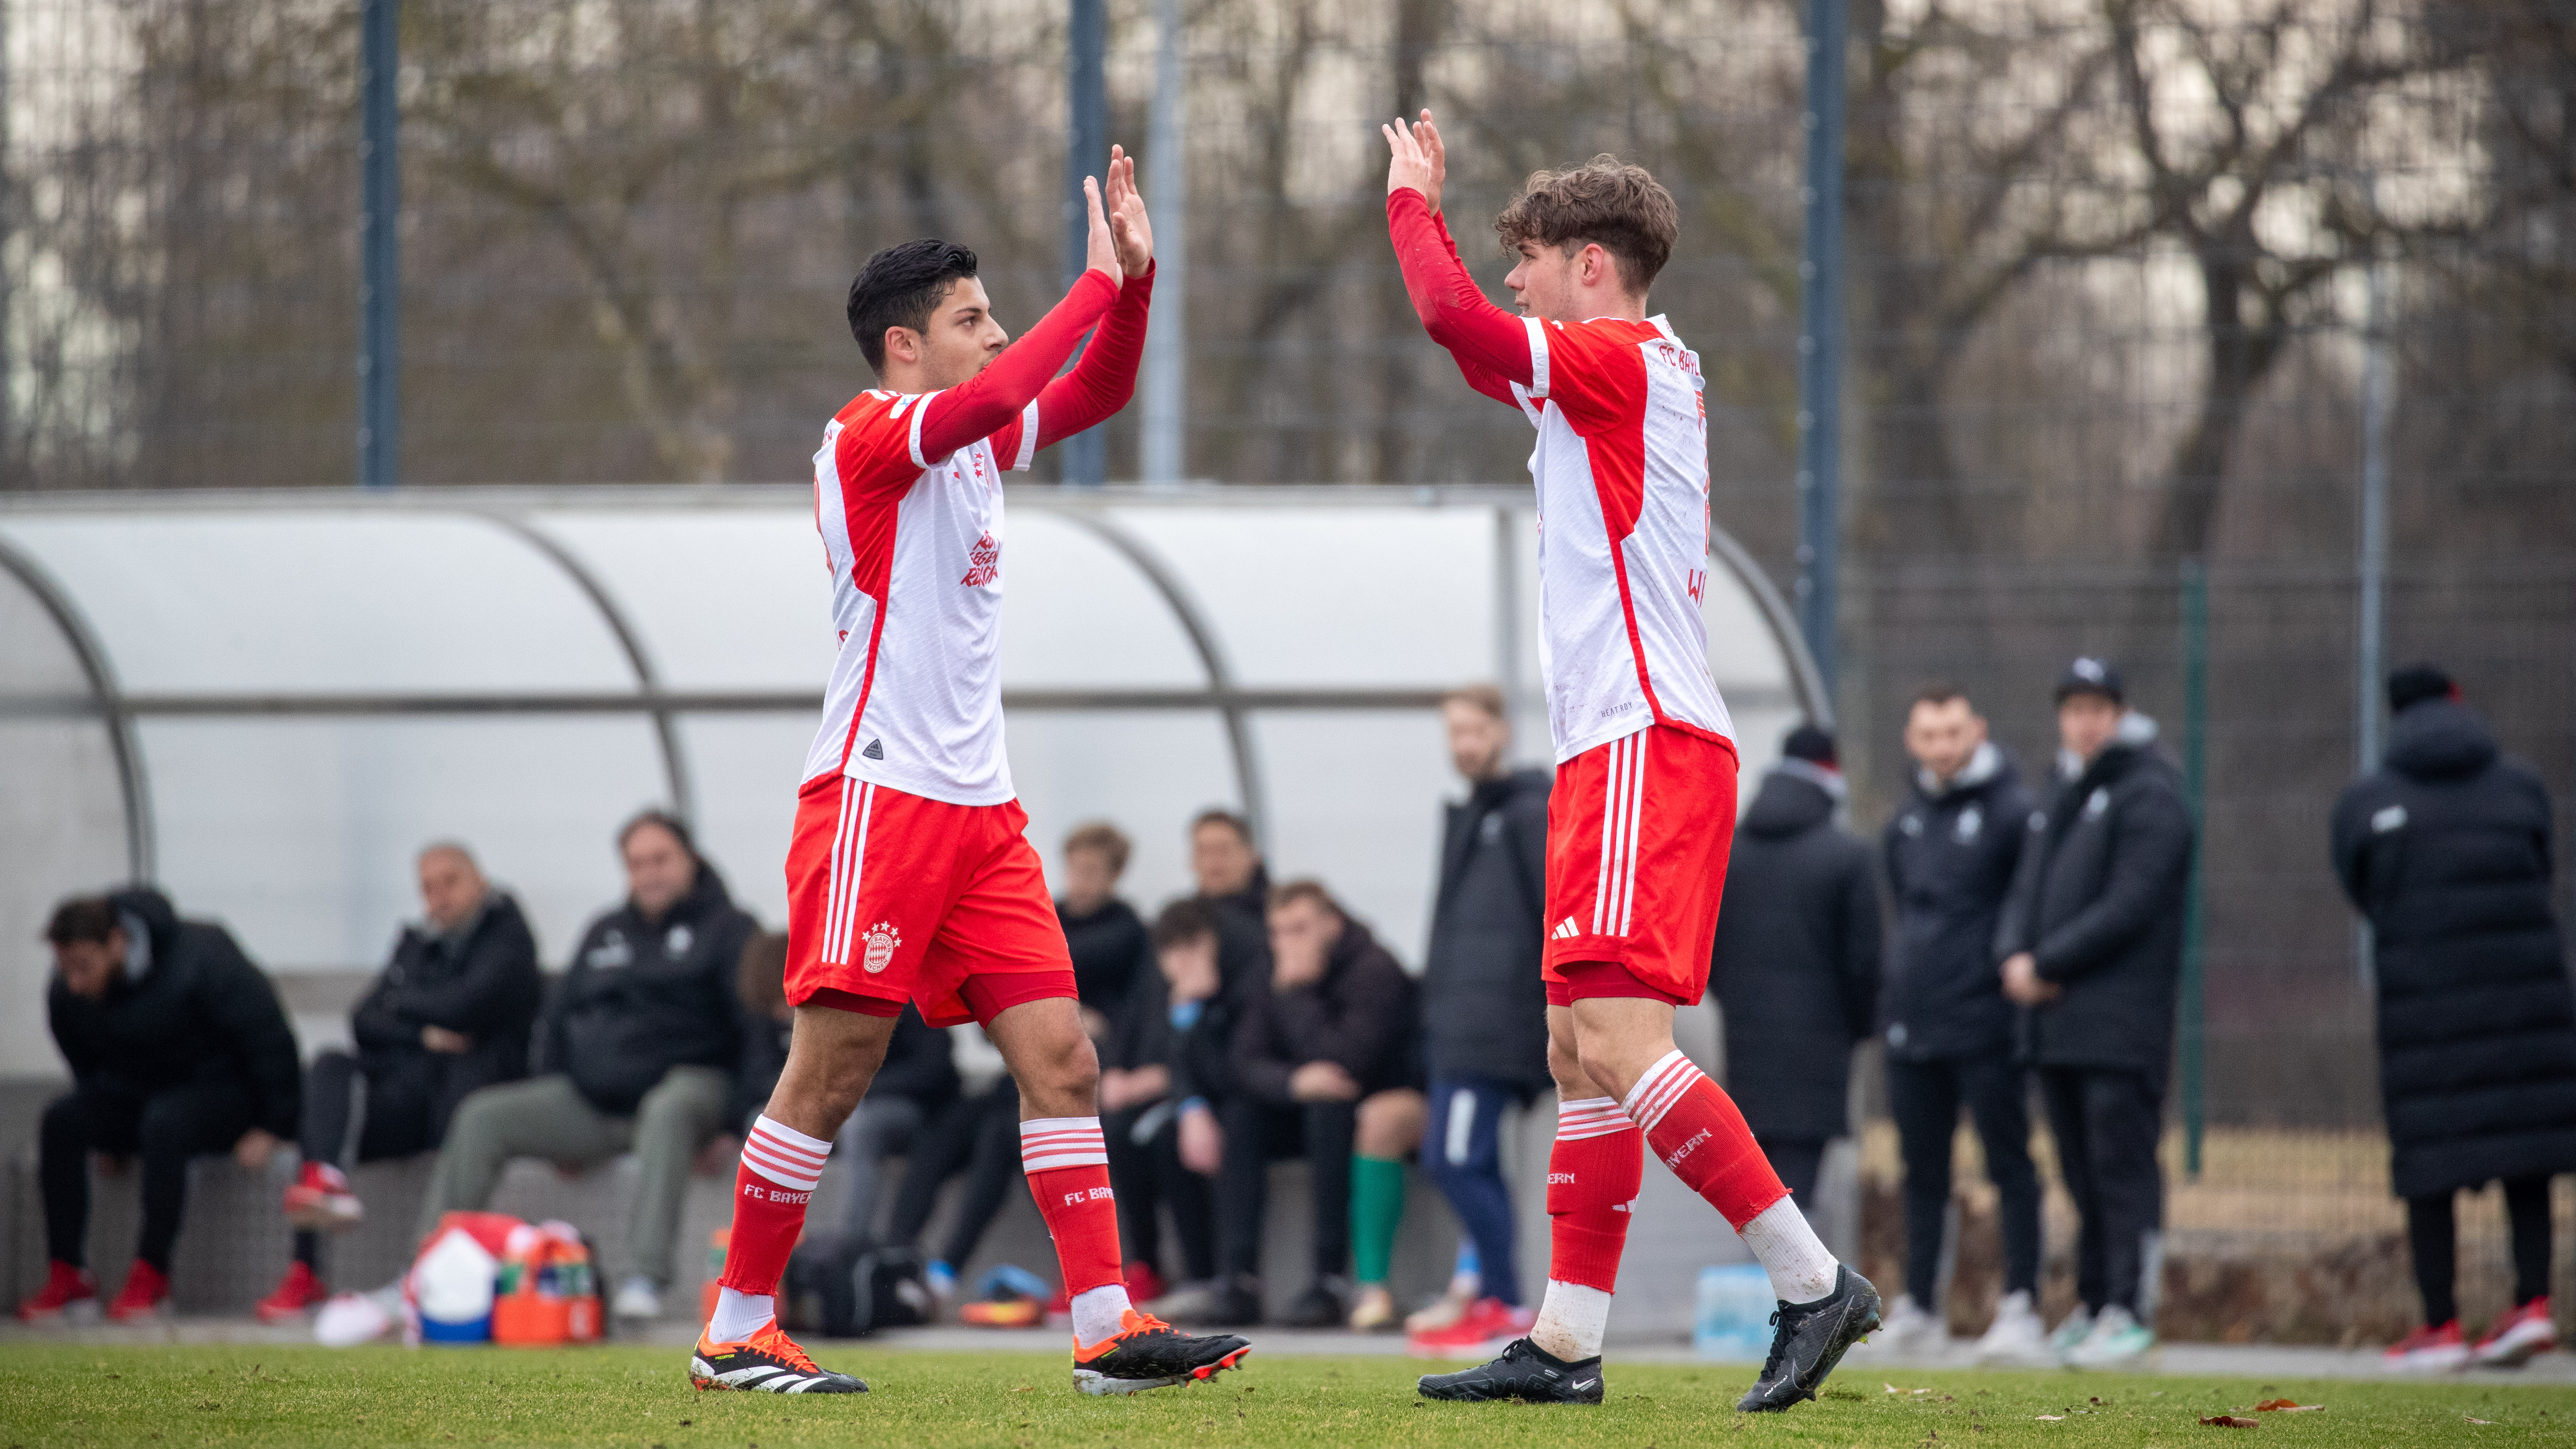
[2037,1415,2064,1422]
[2252,1400,2297,1411]
[2466,1417,2494,1425]
[1887,1383,1904,1394]
[2201,1415,2260,1428]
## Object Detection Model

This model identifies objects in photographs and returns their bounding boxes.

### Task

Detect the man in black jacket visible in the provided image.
[257,843,541,1322]
[1209,882,1424,1328]
[17,889,300,1323]
[2333,664,2575,1370]
[1061,821,1152,1040]
[1876,686,2045,1361]
[1101,899,1232,1314]
[1996,659,2194,1368]
[1409,685,1551,1352]
[1189,810,1272,999]
[414,812,753,1321]
[1707,725,1879,1212]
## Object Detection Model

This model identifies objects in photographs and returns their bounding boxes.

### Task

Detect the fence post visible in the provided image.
[1795,0,1846,697]
[1058,0,1109,487]
[2177,556,2208,1179]
[1139,0,1187,484]
[357,0,401,489]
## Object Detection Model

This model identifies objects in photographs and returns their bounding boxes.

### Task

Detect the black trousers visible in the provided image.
[2407,1175,2555,1328]
[1104,1100,1215,1282]
[1889,1051,2043,1306]
[2036,1066,2163,1315]
[41,1082,256,1273]
[1754,1134,1828,1214]
[1215,1096,1355,1283]
[292,1050,447,1268]
[886,1080,1022,1269]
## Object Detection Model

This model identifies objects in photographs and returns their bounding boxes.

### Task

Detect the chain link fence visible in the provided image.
[4,0,2572,1341]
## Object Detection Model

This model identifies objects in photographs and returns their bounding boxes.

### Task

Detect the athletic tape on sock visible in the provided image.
[1556,1095,1632,1142]
[1621,1050,1701,1133]
[741,1114,829,1192]
[1020,1116,1108,1172]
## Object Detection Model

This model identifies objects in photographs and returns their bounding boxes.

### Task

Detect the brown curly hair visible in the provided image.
[1493,155,1679,296]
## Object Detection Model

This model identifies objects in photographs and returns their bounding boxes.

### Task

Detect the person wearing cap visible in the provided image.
[1705,724,1882,1212]
[2332,664,2574,1371]
[1874,683,2046,1362]
[1995,658,2193,1368]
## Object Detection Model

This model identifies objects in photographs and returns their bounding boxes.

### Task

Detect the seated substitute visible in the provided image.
[17,890,300,1323]
[1209,881,1425,1328]
[1059,821,1152,1043]
[1100,900,1233,1313]
[256,842,541,1322]
[412,811,753,1322]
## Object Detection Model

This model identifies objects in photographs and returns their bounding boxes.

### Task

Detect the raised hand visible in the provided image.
[1103,143,1155,278]
[1083,173,1119,281]
[1381,107,1446,215]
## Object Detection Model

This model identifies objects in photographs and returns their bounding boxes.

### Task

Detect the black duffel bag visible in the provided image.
[780,1234,934,1338]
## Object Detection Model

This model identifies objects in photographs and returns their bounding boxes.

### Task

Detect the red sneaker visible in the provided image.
[2383,1318,2468,1371]
[1124,1260,1168,1306]
[2471,1297,2558,1368]
[282,1161,363,1231]
[15,1261,98,1322]
[1407,1296,1538,1360]
[256,1261,330,1324]
[106,1260,170,1323]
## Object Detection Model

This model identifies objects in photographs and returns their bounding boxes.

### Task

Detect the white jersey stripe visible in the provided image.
[1592,734,1623,934]
[1616,729,1648,935]
[1524,317,1550,398]
[841,783,875,962]
[820,779,857,965]
[906,388,942,468]
[1011,402,1040,471]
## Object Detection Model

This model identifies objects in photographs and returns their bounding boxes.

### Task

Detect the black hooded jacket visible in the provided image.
[1996,714,2196,1088]
[2331,698,2576,1198]
[1422,767,1552,1091]
[543,865,755,1115]
[1881,742,2033,1062]
[46,888,302,1139]
[1708,766,1882,1141]
[349,892,542,1135]
[1203,865,1274,1003]
[1232,920,1420,1104]
[1060,897,1151,1016]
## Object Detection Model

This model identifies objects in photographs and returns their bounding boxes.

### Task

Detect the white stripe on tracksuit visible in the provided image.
[821,779,877,966]
[1591,730,1648,938]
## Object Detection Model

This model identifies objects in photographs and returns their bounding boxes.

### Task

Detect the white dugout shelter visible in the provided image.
[0,484,1824,1081]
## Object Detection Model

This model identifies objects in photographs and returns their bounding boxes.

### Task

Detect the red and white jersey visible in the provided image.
[802,389,1039,804]
[1508,314,1734,763]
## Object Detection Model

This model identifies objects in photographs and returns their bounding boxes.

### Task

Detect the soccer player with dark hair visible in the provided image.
[1383,113,1877,1411]
[691,148,1250,1398]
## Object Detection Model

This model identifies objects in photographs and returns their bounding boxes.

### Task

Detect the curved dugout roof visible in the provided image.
[0,485,1824,1078]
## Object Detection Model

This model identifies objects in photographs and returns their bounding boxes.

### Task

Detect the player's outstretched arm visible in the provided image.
[1034,145,1156,450]
[1382,110,1533,394]
[913,174,1125,462]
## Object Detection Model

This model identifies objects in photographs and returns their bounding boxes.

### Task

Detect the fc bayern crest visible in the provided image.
[861,922,901,974]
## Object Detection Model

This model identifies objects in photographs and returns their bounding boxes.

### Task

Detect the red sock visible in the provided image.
[716,1114,828,1297]
[1626,1050,1787,1230]
[1546,1096,1644,1292]
[1021,1117,1124,1298]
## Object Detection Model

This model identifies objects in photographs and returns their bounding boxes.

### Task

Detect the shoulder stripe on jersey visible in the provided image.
[1650,314,1678,342]
[1524,317,1550,399]
[1508,381,1543,428]
[907,389,943,468]
[1012,401,1039,471]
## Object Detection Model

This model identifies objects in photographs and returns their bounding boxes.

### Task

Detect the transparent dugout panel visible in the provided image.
[1246,709,1454,966]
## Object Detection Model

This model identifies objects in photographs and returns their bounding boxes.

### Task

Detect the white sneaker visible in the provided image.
[2065,1304,2155,1368]
[611,1276,663,1321]
[2046,1303,2095,1362]
[314,1287,400,1348]
[1972,1290,2050,1365]
[1861,1294,1943,1358]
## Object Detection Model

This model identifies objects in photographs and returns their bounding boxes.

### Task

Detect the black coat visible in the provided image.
[733,1002,957,1130]
[1232,921,1420,1104]
[1060,898,1151,1017]
[2331,699,2576,1199]
[349,892,542,1137]
[1203,867,1273,1003]
[544,865,756,1115]
[1996,716,2196,1089]
[1881,743,2032,1062]
[47,888,302,1140]
[1111,966,1242,1107]
[1708,767,1881,1141]
[1422,768,1552,1091]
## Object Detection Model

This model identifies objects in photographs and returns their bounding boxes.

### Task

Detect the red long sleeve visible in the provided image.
[1386,188,1534,401]
[1035,262,1154,448]
[914,268,1120,463]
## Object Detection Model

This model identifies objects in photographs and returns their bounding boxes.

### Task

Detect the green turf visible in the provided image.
[0,1343,2568,1447]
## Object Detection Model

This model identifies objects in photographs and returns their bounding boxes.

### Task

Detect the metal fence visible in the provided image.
[2,0,2572,1340]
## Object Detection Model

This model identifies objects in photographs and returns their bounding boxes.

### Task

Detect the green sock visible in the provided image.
[1350,1155,1408,1285]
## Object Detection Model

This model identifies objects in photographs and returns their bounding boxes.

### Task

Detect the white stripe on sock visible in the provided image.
[1020,1116,1108,1171]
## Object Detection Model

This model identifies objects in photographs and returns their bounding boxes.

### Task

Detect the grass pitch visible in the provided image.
[0,1342,2568,1447]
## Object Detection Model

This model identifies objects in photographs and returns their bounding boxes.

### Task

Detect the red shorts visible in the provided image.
[783,773,1077,1029]
[1540,724,1739,1008]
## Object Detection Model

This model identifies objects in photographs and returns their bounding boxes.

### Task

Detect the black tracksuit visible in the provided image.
[1996,714,2195,1316]
[1218,922,1419,1282]
[544,866,755,1115]
[1707,764,1880,1208]
[1422,768,1553,1094]
[42,889,301,1274]
[2331,698,2576,1323]
[1880,742,2043,1306]
[306,892,541,1170]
